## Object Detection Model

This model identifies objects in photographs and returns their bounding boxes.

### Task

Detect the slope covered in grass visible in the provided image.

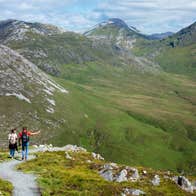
[48,62,196,174]
[17,150,195,195]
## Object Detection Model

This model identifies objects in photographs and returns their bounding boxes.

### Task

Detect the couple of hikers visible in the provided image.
[8,127,40,160]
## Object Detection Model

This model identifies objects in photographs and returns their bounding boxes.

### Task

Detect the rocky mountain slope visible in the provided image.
[0,19,64,44]
[168,22,196,47]
[0,44,68,140]
[0,19,160,76]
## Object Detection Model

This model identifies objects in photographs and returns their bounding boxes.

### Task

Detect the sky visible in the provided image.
[0,0,196,34]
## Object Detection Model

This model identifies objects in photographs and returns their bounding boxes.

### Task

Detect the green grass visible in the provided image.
[17,151,195,196]
[133,38,196,76]
[0,178,13,196]
[0,151,9,163]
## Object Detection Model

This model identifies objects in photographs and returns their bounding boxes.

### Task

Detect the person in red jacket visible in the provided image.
[18,127,40,160]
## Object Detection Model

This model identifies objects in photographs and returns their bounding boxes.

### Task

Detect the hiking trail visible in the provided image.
[0,150,40,196]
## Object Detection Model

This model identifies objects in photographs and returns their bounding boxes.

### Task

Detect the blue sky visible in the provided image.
[0,0,195,34]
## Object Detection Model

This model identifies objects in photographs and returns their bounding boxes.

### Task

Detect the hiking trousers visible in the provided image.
[22,142,29,159]
[10,148,15,158]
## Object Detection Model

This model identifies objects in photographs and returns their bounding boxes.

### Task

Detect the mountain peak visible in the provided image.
[84,18,140,38]
[105,18,129,29]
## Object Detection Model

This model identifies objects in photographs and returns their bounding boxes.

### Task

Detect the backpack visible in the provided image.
[21,132,29,144]
[9,133,16,144]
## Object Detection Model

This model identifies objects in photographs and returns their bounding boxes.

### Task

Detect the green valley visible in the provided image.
[0,18,195,176]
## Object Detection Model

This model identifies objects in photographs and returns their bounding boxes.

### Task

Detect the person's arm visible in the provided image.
[30,130,40,136]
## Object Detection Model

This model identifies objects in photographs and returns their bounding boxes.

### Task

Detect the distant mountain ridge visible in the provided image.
[0,19,65,44]
[148,32,174,40]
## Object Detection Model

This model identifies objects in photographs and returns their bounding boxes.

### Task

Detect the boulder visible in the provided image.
[99,170,114,181]
[110,163,118,169]
[103,164,113,170]
[92,152,104,160]
[123,188,145,196]
[142,170,147,175]
[181,176,194,193]
[130,168,140,181]
[152,175,160,186]
[63,145,87,152]
[116,169,128,182]
[173,176,194,193]
[65,152,73,160]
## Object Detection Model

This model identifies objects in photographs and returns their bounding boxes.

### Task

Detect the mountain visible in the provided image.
[166,22,196,47]
[0,19,195,175]
[84,18,146,51]
[0,19,160,76]
[0,19,65,44]
[148,32,173,40]
[132,21,196,74]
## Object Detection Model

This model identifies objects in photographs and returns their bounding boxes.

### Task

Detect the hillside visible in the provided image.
[16,145,196,195]
[0,44,69,141]
[133,22,196,75]
[0,19,195,175]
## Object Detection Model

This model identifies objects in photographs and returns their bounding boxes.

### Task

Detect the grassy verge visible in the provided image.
[0,151,9,163]
[17,151,195,196]
[0,178,13,196]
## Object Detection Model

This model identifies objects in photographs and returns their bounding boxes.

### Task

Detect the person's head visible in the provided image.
[11,128,16,133]
[23,127,27,132]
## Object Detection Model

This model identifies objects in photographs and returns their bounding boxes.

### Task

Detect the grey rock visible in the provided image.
[92,152,104,160]
[152,175,160,186]
[130,168,140,181]
[172,176,194,193]
[123,188,145,196]
[99,170,114,182]
[116,169,128,182]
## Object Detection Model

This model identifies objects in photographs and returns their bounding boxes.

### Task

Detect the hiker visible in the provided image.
[19,127,40,160]
[8,128,18,159]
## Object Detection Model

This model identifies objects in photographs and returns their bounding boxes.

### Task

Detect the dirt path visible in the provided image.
[0,152,40,196]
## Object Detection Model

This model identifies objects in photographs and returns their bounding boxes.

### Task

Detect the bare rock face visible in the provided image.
[0,44,68,100]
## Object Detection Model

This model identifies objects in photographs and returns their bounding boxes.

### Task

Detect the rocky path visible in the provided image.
[0,152,40,196]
